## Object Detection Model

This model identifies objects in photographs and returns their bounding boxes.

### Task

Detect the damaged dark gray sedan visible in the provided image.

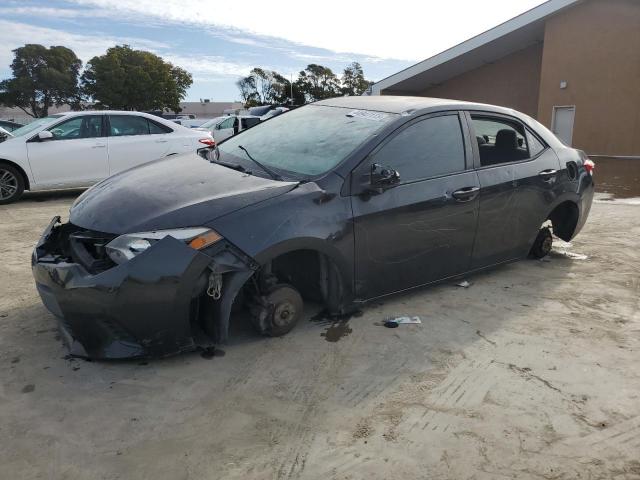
[32,97,594,359]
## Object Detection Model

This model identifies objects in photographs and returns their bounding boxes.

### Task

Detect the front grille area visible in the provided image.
[68,229,117,273]
[39,222,117,273]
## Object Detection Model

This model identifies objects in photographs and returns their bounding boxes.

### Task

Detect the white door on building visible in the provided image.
[552,106,576,146]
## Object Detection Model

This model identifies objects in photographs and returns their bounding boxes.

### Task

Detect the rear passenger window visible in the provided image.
[149,120,172,134]
[472,117,529,166]
[526,130,545,157]
[109,116,150,136]
[371,114,465,182]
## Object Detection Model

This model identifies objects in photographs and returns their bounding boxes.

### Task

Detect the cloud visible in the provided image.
[162,55,264,78]
[0,6,105,18]
[0,20,281,81]
[67,0,545,61]
[0,19,168,68]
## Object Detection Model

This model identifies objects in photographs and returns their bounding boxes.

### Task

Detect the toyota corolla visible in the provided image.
[32,96,594,359]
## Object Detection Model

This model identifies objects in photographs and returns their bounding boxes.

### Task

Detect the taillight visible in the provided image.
[199,138,215,147]
[583,158,595,175]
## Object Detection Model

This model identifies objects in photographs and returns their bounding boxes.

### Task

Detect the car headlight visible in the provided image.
[105,227,222,264]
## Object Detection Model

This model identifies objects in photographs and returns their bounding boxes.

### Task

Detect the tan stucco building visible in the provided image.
[372,0,640,157]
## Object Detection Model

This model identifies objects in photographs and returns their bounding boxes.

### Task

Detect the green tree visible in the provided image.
[236,69,299,106]
[296,64,340,102]
[341,62,372,96]
[0,44,82,118]
[81,45,192,112]
[236,76,260,106]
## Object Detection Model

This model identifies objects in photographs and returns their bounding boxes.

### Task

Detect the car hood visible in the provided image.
[70,153,298,235]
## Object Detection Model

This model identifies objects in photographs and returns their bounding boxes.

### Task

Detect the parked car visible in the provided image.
[260,106,290,120]
[0,110,214,203]
[248,105,289,118]
[32,96,594,359]
[0,126,12,143]
[0,119,24,132]
[195,115,261,142]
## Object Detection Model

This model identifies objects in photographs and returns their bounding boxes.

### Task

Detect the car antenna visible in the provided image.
[238,145,283,181]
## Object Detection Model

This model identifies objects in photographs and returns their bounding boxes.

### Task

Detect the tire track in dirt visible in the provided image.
[565,416,640,455]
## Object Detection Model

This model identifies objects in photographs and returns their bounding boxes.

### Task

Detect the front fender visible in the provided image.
[208,179,355,298]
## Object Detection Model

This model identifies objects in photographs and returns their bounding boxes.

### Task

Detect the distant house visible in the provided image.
[371,0,640,157]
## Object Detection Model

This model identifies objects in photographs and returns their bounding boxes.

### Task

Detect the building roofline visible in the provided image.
[371,0,580,94]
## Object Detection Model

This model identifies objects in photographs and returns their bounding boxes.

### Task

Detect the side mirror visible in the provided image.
[38,130,54,141]
[370,163,400,190]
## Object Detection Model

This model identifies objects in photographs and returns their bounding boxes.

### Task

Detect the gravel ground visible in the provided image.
[1,189,639,480]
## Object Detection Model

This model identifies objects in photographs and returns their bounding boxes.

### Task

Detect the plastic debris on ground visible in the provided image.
[384,316,422,328]
[456,280,471,288]
[551,242,589,260]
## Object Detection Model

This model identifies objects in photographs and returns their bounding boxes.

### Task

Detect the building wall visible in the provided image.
[420,43,544,118]
[537,0,640,155]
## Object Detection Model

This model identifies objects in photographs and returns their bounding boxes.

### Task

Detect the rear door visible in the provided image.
[467,113,561,268]
[26,114,108,188]
[351,112,480,299]
[106,115,172,174]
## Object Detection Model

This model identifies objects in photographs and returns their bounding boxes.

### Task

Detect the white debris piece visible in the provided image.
[388,316,422,324]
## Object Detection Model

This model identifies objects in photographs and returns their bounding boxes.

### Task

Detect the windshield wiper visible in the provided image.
[238,145,283,181]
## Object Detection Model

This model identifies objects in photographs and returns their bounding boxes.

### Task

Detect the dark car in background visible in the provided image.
[32,96,594,359]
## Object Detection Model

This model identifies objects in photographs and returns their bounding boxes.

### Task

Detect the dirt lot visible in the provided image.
[1,187,639,480]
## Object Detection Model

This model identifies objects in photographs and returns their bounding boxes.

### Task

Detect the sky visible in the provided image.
[0,0,546,102]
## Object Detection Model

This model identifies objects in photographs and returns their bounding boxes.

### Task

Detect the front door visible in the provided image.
[351,112,480,299]
[26,114,108,188]
[214,117,236,142]
[552,106,575,146]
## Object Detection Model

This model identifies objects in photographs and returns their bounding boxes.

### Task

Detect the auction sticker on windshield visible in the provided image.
[346,110,391,121]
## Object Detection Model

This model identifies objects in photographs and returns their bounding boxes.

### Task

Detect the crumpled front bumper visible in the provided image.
[31,217,256,359]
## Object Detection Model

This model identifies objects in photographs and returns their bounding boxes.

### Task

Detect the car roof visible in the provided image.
[59,110,160,116]
[314,96,515,116]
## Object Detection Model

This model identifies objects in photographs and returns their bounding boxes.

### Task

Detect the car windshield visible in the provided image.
[10,115,64,138]
[200,117,226,129]
[217,105,397,177]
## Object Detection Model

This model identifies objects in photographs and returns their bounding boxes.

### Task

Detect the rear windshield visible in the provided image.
[217,105,398,176]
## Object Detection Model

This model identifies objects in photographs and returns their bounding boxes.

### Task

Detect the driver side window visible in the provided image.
[48,116,103,140]
[218,117,235,129]
[370,114,466,183]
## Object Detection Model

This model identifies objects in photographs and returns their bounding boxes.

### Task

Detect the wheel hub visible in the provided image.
[0,169,18,200]
[273,300,297,327]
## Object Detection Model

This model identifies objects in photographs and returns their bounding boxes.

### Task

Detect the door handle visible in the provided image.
[91,144,106,148]
[155,139,169,143]
[451,186,480,202]
[538,169,557,181]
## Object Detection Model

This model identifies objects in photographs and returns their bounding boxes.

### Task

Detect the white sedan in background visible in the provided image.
[0,111,214,203]
[196,115,261,142]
